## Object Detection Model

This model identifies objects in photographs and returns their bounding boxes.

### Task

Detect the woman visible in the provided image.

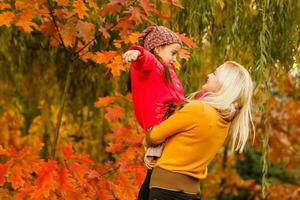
[144,61,254,200]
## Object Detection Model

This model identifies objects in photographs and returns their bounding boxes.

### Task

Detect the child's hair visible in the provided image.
[190,61,255,153]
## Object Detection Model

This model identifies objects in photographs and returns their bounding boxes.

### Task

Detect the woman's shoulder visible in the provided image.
[183,100,218,116]
[181,100,206,112]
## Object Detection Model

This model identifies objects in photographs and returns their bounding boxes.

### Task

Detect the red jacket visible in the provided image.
[129,45,185,131]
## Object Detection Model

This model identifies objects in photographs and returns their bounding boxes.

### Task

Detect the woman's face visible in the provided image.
[202,67,221,92]
[155,43,181,65]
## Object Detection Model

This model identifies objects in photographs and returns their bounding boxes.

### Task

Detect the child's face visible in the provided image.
[155,43,181,65]
[202,67,221,92]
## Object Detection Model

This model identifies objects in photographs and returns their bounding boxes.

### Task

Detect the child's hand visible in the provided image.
[122,50,141,63]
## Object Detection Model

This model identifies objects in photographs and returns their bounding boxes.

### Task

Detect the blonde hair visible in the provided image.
[190,61,255,152]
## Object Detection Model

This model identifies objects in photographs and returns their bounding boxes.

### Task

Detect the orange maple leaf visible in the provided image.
[92,51,117,64]
[104,105,125,122]
[56,0,70,7]
[178,48,190,60]
[116,17,134,37]
[76,21,95,43]
[106,55,126,77]
[98,3,122,16]
[0,12,14,27]
[15,11,38,33]
[94,96,116,108]
[140,0,156,16]
[0,2,11,9]
[74,0,88,19]
[178,33,197,48]
[127,7,144,24]
[15,1,27,9]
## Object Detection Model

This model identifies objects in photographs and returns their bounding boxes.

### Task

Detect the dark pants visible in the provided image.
[137,169,152,200]
[149,188,201,200]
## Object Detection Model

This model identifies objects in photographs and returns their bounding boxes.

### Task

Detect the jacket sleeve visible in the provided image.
[129,45,159,71]
[145,102,200,146]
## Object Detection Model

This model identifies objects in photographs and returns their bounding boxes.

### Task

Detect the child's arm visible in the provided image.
[123,45,158,71]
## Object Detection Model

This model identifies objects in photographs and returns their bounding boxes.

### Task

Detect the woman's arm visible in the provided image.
[145,102,198,146]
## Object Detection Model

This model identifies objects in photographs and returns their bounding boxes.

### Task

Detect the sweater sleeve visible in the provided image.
[146,102,201,146]
[129,45,158,71]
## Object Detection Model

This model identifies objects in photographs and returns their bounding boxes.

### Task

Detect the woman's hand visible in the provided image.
[122,50,141,63]
[142,137,148,151]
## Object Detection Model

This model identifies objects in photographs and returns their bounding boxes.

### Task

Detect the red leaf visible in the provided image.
[58,166,77,198]
[36,160,58,188]
[135,165,146,186]
[106,143,124,153]
[0,164,7,186]
[62,144,74,160]
[97,179,114,200]
[35,160,58,198]
[72,154,95,165]
[70,162,90,185]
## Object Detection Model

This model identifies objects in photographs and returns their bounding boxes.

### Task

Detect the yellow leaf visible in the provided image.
[0,12,14,27]
[113,40,122,49]
[217,0,225,10]
[174,60,181,70]
[74,0,88,19]
[124,32,139,44]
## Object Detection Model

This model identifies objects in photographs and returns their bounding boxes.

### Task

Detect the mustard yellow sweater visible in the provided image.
[146,100,230,180]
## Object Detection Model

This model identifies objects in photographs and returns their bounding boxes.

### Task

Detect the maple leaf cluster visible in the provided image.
[0,0,194,78]
[0,92,146,200]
